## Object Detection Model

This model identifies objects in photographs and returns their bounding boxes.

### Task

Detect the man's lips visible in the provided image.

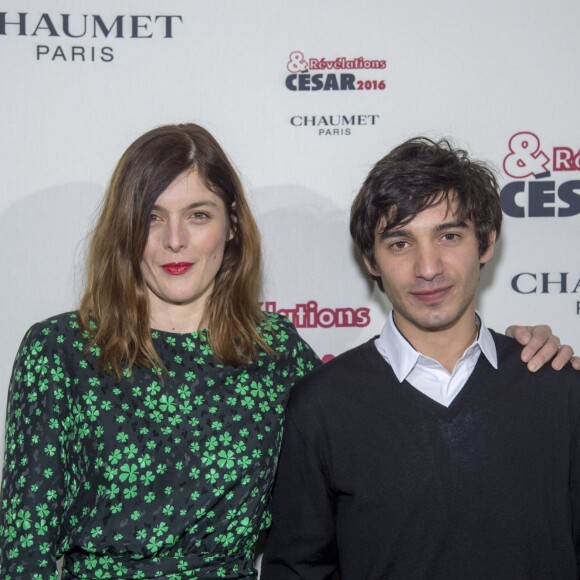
[410,286,452,304]
[161,262,193,275]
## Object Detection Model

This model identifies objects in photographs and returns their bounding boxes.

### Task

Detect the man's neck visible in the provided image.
[394,312,479,373]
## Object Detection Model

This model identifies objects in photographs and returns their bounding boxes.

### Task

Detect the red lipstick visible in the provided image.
[161,262,193,275]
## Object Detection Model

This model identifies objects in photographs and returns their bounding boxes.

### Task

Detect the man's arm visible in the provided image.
[569,384,580,574]
[506,325,579,372]
[261,411,338,580]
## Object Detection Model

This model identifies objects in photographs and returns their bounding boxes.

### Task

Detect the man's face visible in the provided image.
[365,198,495,340]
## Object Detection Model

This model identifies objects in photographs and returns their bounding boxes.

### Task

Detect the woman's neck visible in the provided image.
[148,302,206,334]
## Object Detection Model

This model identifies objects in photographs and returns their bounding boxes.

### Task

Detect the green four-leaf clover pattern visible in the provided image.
[0,312,319,578]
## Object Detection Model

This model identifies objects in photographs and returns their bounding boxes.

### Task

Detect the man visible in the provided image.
[261,137,580,579]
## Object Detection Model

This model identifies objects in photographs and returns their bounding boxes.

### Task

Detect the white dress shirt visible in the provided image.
[374,311,498,407]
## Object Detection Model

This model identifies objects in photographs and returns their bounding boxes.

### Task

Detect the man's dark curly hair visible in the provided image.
[350,136,502,290]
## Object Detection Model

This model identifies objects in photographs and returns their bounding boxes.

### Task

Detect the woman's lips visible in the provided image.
[161,262,193,275]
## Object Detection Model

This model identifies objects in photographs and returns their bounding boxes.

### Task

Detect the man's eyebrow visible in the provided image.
[379,220,468,240]
[379,228,410,240]
[433,220,468,233]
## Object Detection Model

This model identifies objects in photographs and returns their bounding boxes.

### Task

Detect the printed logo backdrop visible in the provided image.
[1,0,579,502]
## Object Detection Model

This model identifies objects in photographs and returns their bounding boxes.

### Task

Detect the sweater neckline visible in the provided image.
[365,336,497,422]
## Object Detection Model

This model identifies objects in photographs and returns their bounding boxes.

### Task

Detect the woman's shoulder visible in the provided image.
[10,312,88,394]
[257,311,320,366]
[258,311,301,345]
[23,311,83,339]
[17,311,85,354]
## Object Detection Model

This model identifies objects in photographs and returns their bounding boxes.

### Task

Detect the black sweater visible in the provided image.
[261,332,580,580]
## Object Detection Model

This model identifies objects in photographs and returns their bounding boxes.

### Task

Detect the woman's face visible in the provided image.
[141,170,232,325]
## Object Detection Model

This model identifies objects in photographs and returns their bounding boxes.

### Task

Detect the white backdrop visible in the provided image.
[1,0,579,473]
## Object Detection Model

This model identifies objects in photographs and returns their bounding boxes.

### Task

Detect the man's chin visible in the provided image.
[404,311,457,334]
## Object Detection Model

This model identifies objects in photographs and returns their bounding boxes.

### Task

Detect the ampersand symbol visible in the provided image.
[287,51,308,73]
[503,132,550,178]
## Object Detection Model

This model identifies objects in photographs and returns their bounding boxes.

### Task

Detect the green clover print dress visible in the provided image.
[0,311,319,579]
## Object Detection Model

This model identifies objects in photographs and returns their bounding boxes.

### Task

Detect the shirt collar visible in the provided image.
[377,310,498,383]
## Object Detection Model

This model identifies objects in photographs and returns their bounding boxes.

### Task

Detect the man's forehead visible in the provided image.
[375,196,463,234]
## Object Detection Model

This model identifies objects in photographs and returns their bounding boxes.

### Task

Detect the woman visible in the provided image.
[0,123,573,578]
[0,124,319,578]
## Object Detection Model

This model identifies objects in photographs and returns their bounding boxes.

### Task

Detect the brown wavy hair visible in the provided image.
[80,123,270,376]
